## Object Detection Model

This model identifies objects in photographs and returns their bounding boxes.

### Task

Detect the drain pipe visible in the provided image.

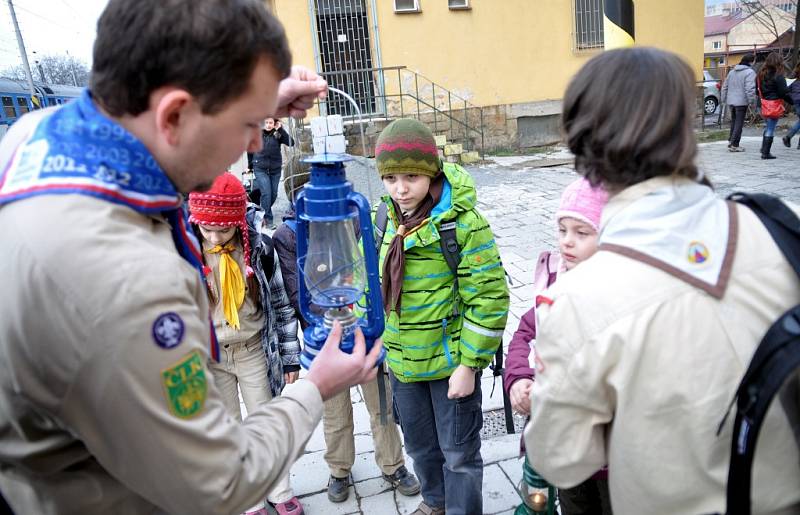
[369,0,387,117]
[307,0,325,116]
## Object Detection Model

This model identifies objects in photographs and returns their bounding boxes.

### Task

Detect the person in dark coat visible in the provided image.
[249,117,293,228]
[781,62,800,149]
[756,52,793,159]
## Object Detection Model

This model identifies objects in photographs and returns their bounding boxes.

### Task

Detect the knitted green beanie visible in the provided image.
[375,119,440,178]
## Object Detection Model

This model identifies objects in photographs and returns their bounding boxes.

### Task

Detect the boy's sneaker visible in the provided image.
[271,497,304,515]
[327,475,350,503]
[729,146,745,152]
[383,466,421,496]
[410,501,445,515]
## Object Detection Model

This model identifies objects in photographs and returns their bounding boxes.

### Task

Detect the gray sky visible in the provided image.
[0,0,107,73]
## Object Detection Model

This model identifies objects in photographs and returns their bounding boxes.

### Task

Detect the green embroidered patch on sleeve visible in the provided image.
[161,350,207,419]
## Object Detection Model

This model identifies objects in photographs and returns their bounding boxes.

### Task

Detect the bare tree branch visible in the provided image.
[0,54,89,87]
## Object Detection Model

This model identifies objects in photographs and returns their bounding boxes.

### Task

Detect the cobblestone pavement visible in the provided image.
[265,137,798,514]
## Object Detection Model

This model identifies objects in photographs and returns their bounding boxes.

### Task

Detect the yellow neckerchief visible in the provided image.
[206,243,245,330]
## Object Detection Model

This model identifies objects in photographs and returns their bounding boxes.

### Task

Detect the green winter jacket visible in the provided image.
[373,163,509,383]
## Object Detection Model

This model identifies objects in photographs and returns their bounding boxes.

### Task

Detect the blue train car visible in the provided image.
[0,78,83,127]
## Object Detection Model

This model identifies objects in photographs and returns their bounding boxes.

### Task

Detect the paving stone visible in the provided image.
[483,463,522,514]
[359,490,398,514]
[298,488,359,514]
[354,432,376,455]
[354,476,393,498]
[350,451,385,482]
[396,490,425,515]
[304,419,327,454]
[499,457,524,489]
[291,450,331,496]
[352,399,372,435]
[481,433,523,465]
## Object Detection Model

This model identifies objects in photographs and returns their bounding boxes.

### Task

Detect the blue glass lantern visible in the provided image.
[295,153,385,368]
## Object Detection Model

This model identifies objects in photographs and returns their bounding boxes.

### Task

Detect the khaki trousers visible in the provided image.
[210,335,294,506]
[322,368,405,478]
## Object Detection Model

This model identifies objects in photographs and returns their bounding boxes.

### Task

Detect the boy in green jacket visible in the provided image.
[372,119,509,515]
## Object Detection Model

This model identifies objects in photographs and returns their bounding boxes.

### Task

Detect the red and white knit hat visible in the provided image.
[188,172,252,276]
[555,178,609,232]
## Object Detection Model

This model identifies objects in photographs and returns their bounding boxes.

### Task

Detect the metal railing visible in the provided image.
[311,65,485,155]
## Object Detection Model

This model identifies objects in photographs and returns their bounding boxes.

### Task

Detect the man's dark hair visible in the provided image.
[741,53,755,66]
[562,47,698,190]
[90,0,292,117]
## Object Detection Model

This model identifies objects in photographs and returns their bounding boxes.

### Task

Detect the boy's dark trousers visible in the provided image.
[389,371,483,515]
[253,167,281,224]
[728,105,747,147]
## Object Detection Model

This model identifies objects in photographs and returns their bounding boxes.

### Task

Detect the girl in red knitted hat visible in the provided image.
[189,172,304,515]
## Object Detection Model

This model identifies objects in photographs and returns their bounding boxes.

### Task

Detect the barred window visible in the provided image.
[574,0,604,51]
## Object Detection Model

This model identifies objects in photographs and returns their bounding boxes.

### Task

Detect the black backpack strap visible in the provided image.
[259,233,276,282]
[374,202,389,257]
[438,219,461,317]
[722,193,800,515]
[438,220,461,277]
[728,193,800,273]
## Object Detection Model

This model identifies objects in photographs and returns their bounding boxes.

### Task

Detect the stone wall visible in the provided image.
[295,98,567,157]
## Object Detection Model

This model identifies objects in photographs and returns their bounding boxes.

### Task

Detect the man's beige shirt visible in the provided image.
[0,111,323,514]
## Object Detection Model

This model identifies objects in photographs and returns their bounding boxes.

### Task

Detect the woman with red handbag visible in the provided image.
[757,52,792,159]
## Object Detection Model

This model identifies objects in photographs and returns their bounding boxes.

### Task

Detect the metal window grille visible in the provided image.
[574,0,604,51]
[394,0,419,13]
[313,0,379,116]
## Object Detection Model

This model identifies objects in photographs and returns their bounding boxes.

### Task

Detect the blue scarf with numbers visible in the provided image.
[0,90,220,361]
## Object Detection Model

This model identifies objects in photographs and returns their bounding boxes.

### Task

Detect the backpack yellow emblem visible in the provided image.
[161,350,207,418]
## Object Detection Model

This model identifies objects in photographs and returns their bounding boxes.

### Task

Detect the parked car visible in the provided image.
[703,70,721,115]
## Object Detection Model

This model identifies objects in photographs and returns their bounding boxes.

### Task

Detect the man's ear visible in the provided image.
[153,89,194,146]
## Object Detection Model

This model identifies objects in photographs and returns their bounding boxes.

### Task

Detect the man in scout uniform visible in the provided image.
[0,1,381,513]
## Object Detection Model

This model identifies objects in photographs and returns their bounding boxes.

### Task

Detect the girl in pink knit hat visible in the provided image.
[503,177,611,515]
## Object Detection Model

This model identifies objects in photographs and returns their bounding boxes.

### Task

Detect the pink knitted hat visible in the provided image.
[555,178,609,231]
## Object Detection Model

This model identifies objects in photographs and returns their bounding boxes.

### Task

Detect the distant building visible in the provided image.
[704,5,794,71]
[706,1,796,17]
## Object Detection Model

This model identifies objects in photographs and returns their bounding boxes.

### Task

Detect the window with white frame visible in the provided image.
[448,0,470,9]
[712,41,722,50]
[573,0,604,51]
[394,0,420,13]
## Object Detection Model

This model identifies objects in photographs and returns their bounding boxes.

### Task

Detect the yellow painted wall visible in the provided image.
[270,1,317,70]
[274,0,704,108]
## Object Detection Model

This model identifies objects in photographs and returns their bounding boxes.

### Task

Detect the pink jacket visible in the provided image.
[503,250,558,400]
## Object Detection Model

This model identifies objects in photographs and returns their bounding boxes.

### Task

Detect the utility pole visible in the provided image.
[6,0,39,108]
[66,50,79,87]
